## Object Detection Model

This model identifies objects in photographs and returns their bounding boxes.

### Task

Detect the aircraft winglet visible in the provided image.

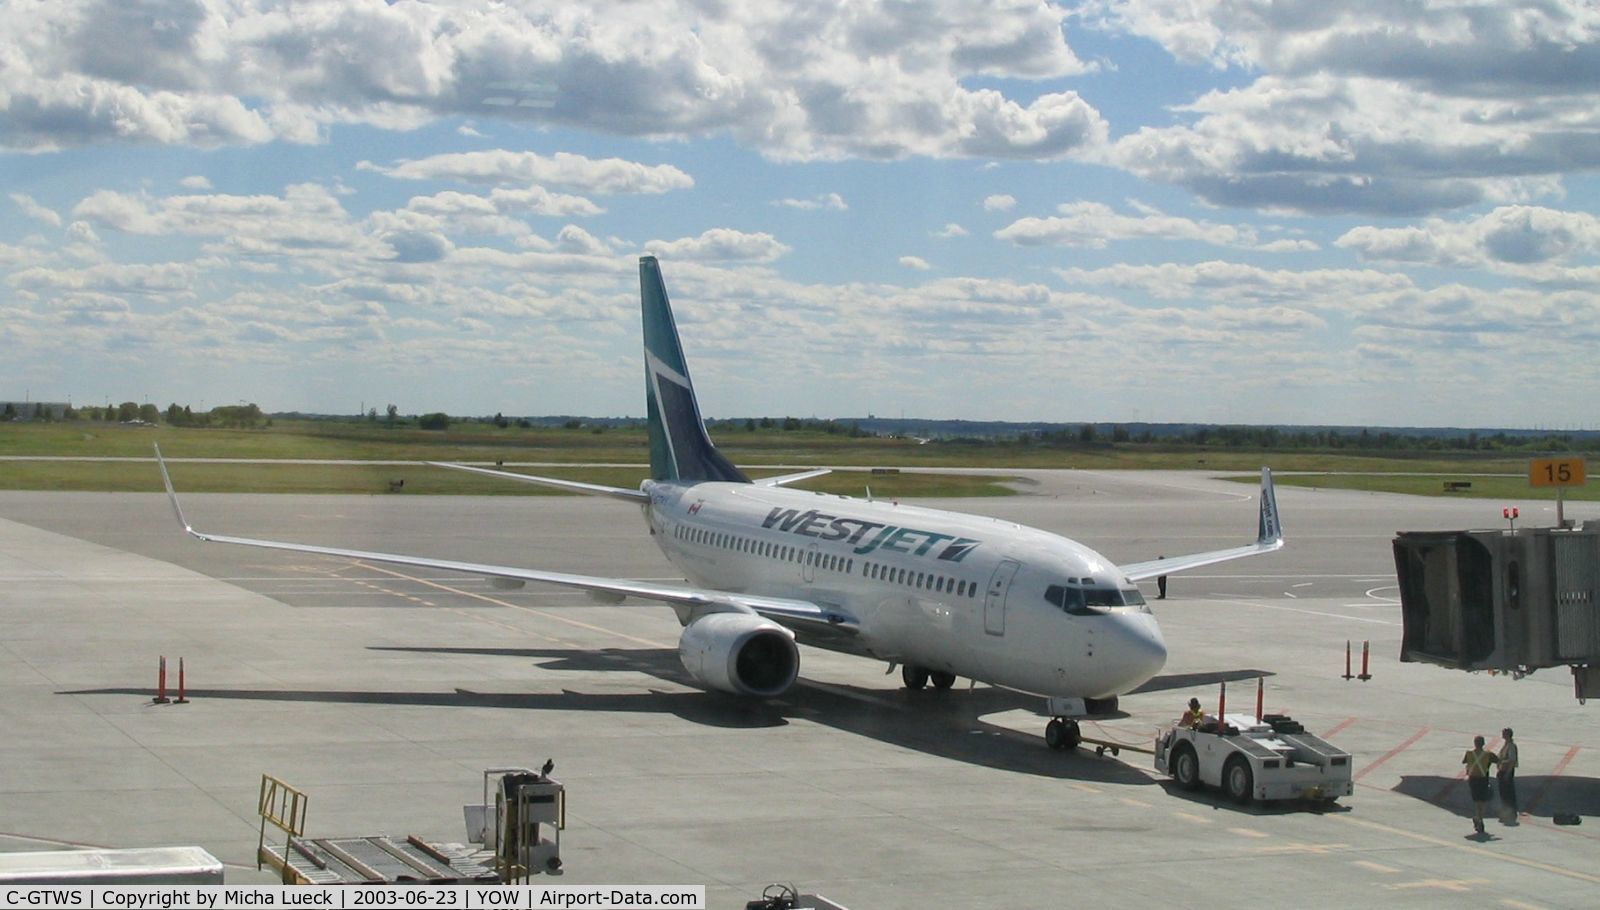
[153,444,197,537]
[1117,467,1284,582]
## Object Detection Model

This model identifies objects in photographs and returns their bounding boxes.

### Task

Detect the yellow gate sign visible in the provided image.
[1530,457,1587,488]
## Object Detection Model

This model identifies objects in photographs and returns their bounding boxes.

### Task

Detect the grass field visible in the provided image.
[0,420,1591,500]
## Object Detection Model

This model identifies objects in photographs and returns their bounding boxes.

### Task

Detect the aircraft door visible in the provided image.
[802,542,818,584]
[984,559,1020,635]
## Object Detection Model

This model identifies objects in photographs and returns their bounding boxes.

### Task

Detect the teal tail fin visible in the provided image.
[640,256,749,484]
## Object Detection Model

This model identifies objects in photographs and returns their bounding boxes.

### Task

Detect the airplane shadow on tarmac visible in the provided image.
[60,645,1269,786]
[1396,774,1600,830]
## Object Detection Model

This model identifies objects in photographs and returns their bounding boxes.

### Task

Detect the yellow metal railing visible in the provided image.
[258,774,309,884]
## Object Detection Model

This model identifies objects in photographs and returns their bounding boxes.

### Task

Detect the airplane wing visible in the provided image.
[427,461,650,504]
[1117,467,1283,581]
[155,447,856,632]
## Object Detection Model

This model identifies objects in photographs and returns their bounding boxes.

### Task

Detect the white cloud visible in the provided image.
[1337,205,1600,269]
[1257,239,1319,253]
[995,201,1300,251]
[1083,2,1600,215]
[0,2,1105,161]
[1107,74,1586,216]
[65,221,100,245]
[401,188,602,233]
[983,194,1017,211]
[774,193,848,211]
[935,223,969,238]
[361,150,693,195]
[178,176,213,190]
[1089,1,1600,93]
[72,183,383,262]
[9,261,196,295]
[0,241,43,268]
[900,256,932,270]
[646,229,791,263]
[9,193,61,227]
[1055,260,1414,307]
[380,230,453,264]
[554,225,611,256]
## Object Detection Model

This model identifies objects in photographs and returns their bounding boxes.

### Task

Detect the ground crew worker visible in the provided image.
[1181,697,1204,728]
[1462,735,1499,835]
[1497,728,1519,824]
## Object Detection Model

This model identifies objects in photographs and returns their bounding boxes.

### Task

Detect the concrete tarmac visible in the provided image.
[1,471,1598,908]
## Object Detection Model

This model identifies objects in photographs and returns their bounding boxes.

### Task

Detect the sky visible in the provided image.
[3,1,1599,429]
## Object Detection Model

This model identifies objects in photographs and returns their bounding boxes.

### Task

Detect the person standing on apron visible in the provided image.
[1497,727,1519,825]
[1462,735,1500,835]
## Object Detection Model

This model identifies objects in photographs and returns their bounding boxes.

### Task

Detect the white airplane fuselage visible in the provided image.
[642,479,1168,699]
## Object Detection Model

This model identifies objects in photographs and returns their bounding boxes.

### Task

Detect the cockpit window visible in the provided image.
[1046,582,1147,614]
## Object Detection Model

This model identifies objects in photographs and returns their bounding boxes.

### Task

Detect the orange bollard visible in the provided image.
[1255,676,1264,722]
[175,658,189,705]
[153,656,170,704]
[1218,680,1226,721]
[1342,640,1354,680]
[1359,640,1372,681]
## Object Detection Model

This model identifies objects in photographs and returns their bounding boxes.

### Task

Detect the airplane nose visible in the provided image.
[1098,612,1168,694]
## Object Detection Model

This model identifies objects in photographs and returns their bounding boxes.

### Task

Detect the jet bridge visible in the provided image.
[1393,522,1600,702]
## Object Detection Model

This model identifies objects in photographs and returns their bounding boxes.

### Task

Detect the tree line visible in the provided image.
[972,424,1600,455]
[0,401,268,428]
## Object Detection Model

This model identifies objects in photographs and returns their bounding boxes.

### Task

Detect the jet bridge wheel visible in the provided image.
[1045,717,1081,751]
[901,665,930,690]
[929,671,957,690]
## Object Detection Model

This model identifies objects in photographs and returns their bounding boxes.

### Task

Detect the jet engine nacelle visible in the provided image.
[678,611,799,697]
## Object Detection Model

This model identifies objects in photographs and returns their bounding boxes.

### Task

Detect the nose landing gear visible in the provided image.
[1044,717,1081,751]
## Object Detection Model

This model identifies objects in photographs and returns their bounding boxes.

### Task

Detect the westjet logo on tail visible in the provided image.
[760,508,981,561]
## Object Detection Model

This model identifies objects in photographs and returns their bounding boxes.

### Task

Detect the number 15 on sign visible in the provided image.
[1530,458,1586,488]
[1529,457,1586,528]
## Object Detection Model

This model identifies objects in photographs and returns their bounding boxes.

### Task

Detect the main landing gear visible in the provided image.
[900,665,957,691]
